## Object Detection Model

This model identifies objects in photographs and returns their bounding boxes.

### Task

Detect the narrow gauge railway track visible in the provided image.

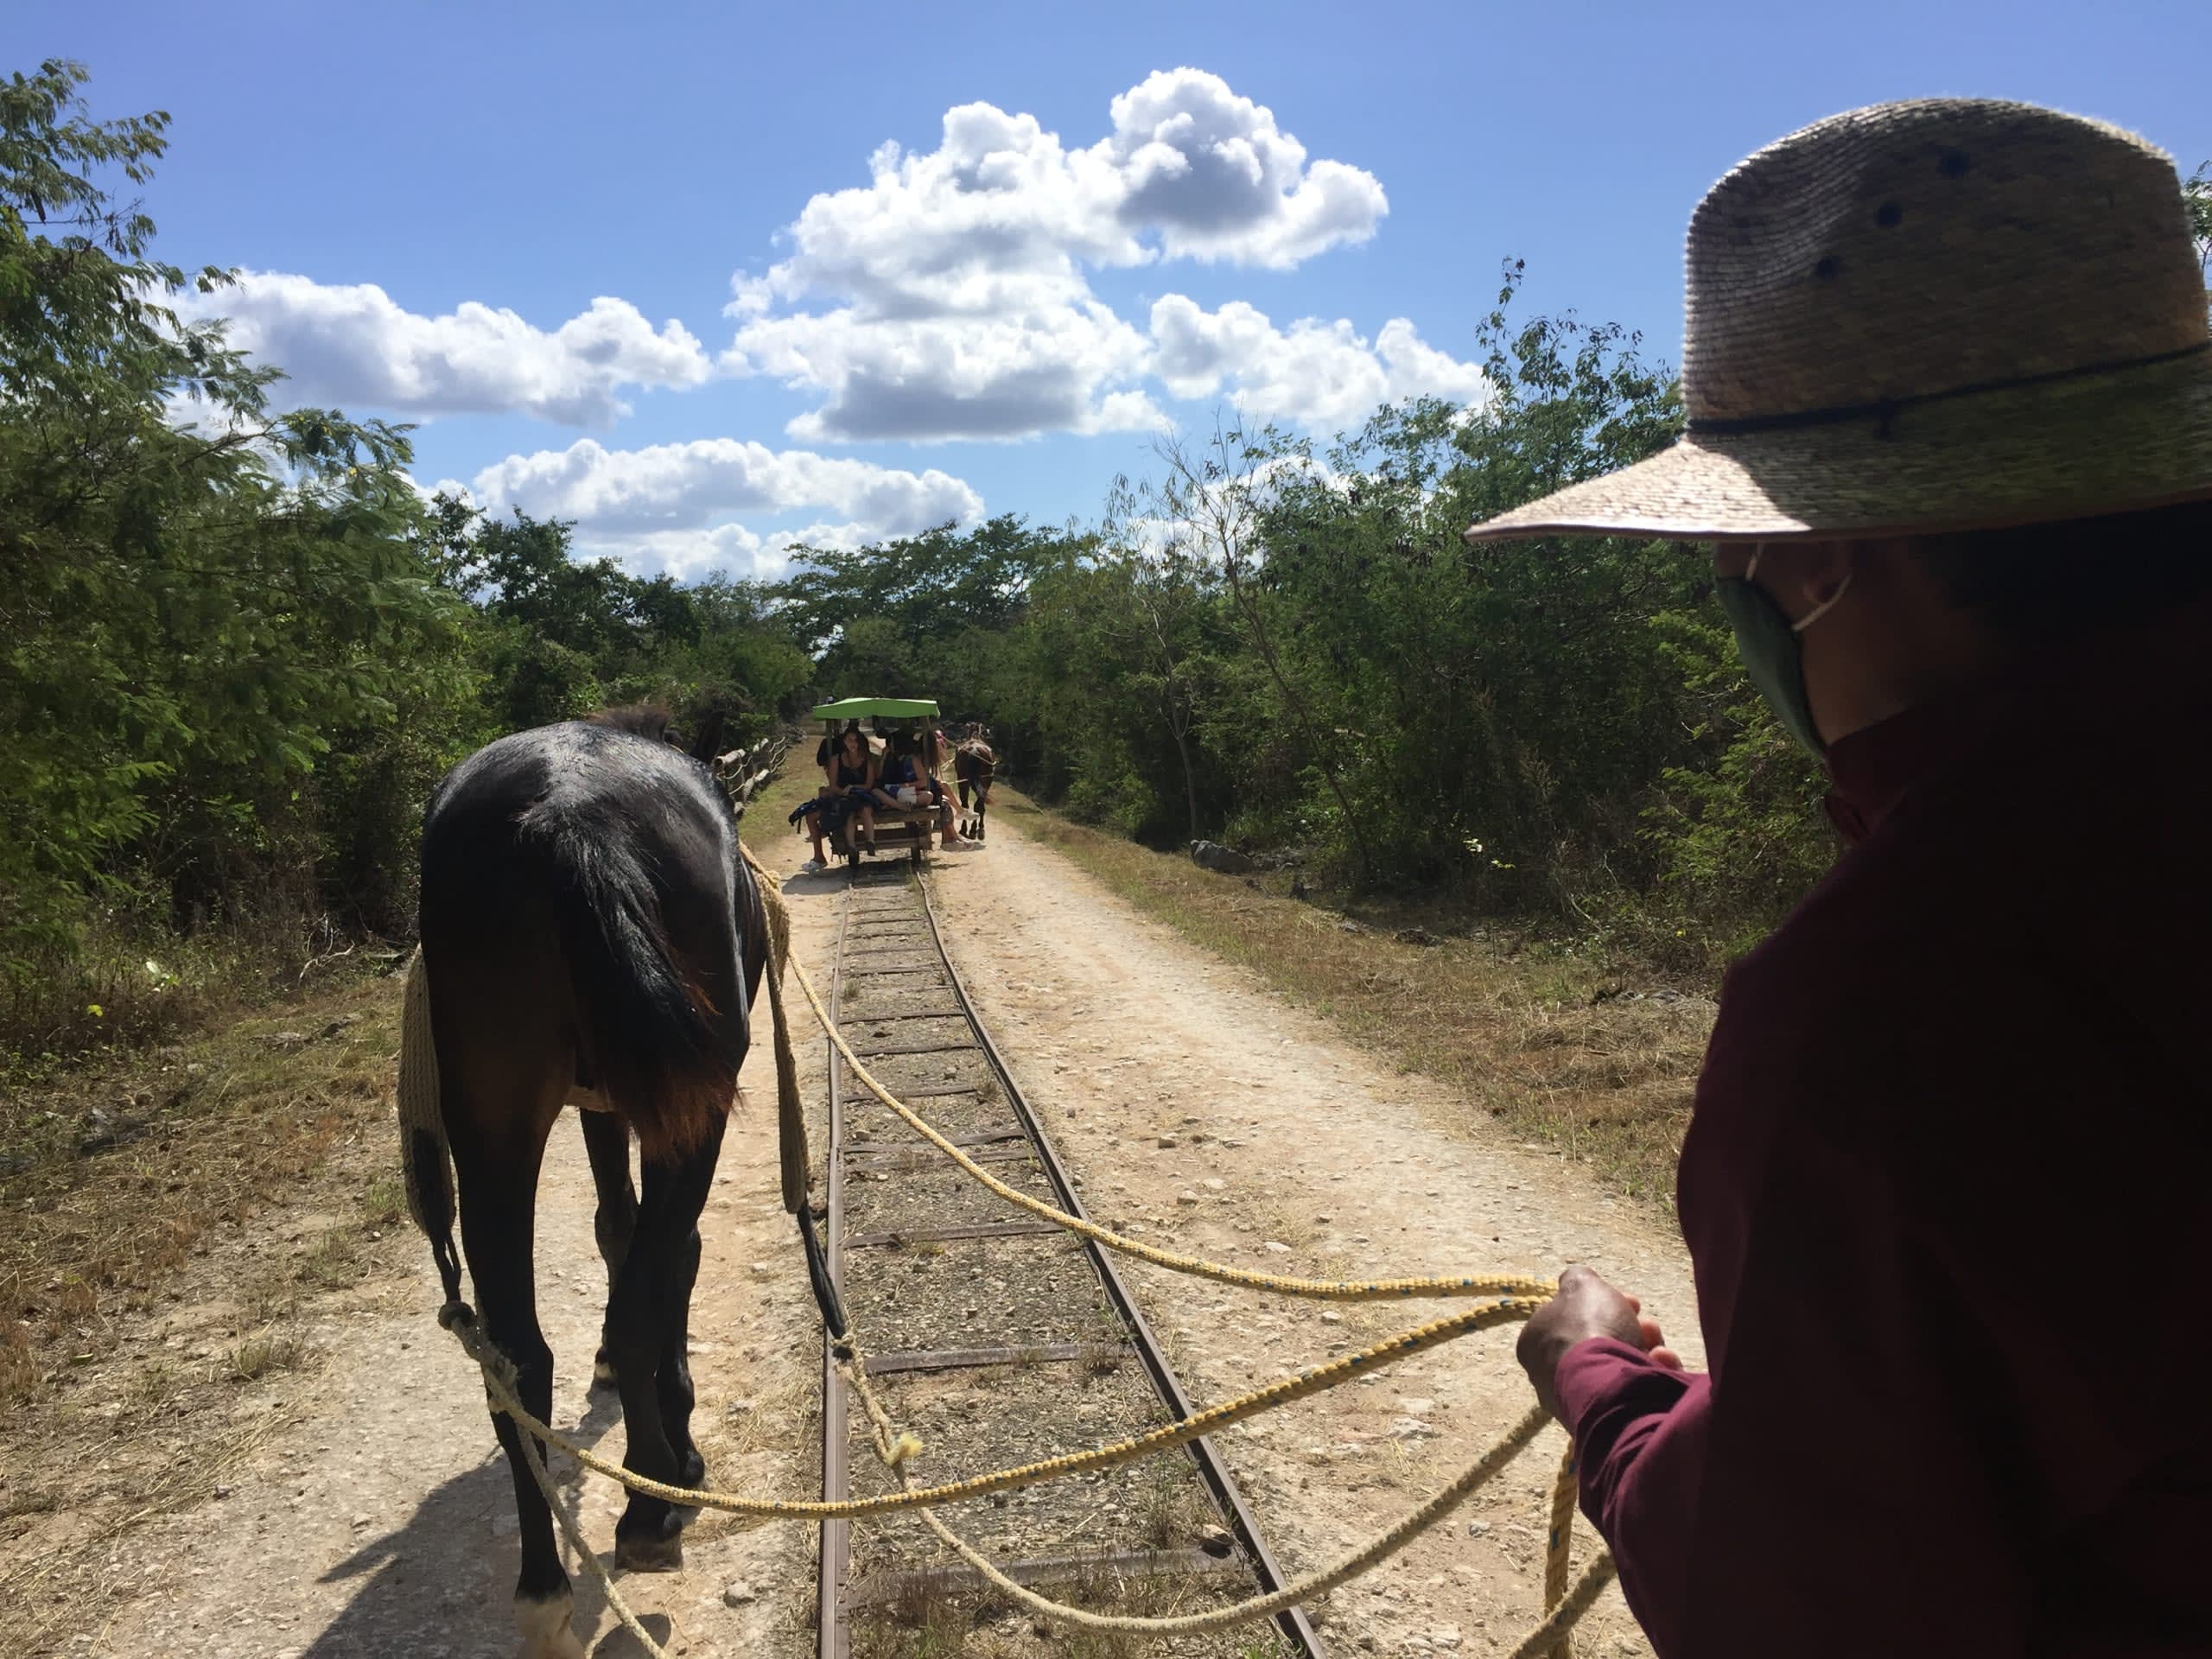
[817,864,1325,1658]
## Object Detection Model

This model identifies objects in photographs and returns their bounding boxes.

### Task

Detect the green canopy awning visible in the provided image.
[807,696,941,724]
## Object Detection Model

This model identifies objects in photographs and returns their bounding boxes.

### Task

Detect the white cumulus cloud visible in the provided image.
[460,438,985,579]
[185,272,716,425]
[727,67,1387,443]
[740,302,1166,444]
[1148,297,1489,432]
[1103,70,1386,268]
[468,436,981,531]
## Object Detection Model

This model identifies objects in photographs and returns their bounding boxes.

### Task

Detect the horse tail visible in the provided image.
[397,947,465,1308]
[524,808,739,1162]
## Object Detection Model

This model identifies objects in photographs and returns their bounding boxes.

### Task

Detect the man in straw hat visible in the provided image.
[1491,101,2212,1653]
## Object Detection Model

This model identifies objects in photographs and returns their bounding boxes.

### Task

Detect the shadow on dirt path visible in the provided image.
[301,1388,630,1658]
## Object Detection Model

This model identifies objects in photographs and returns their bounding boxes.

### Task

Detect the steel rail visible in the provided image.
[915,873,1328,1659]
[814,862,1325,1656]
[816,889,857,1659]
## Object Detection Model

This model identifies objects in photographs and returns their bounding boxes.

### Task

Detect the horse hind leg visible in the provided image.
[654,1218,707,1491]
[607,1114,726,1572]
[578,1108,635,1388]
[451,1098,579,1659]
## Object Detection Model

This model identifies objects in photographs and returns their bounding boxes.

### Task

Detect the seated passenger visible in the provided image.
[792,722,877,869]
[925,729,955,802]
[876,731,977,852]
[796,732,838,870]
[828,724,880,856]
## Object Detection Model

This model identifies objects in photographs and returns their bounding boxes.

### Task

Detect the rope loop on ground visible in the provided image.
[749,849,1551,1308]
[451,1294,1546,1517]
[841,1335,1611,1649]
[437,846,1611,1657]
[454,1301,1605,1659]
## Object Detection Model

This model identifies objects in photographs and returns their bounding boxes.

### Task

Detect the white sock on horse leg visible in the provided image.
[514,1586,585,1659]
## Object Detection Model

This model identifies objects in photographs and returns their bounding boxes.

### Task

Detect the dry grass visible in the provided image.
[223,1329,309,1382]
[0,968,413,1656]
[856,1578,976,1657]
[998,794,1712,1211]
[0,976,400,1402]
[361,1171,407,1228]
[715,1372,818,1464]
[0,753,819,1656]
[1133,1457,1211,1551]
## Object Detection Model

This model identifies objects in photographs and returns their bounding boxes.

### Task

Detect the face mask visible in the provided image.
[1714,549,1853,756]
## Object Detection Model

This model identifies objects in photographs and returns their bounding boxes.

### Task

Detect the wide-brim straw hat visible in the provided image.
[1465,99,2212,543]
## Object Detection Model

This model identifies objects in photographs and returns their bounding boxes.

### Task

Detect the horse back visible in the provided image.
[421,721,746,1160]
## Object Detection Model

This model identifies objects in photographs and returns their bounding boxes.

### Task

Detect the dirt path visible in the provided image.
[98,815,1694,1658]
[95,985,836,1656]
[916,822,1694,1658]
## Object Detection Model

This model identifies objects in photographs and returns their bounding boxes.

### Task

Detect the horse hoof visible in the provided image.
[517,1629,585,1659]
[591,1350,618,1389]
[614,1527,685,1573]
[514,1588,585,1659]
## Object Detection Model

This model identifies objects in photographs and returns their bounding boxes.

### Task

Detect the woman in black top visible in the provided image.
[829,725,880,855]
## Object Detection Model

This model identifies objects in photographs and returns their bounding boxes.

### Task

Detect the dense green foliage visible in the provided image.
[760,274,1836,963]
[0,63,804,1056]
[928,272,1835,962]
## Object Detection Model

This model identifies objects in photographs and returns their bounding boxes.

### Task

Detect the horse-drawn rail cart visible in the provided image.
[805,696,956,869]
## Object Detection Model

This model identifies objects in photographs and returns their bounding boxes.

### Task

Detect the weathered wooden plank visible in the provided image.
[842,1219,1065,1250]
[858,1341,1132,1377]
[842,1547,1238,1611]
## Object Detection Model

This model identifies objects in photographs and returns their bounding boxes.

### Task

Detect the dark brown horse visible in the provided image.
[401,709,771,1658]
[952,726,996,841]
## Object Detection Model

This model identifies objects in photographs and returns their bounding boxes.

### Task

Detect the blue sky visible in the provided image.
[7,1,2206,578]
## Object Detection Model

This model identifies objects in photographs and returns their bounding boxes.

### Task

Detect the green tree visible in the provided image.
[1008,524,1234,839]
[424,493,809,748]
[774,516,1077,719]
[0,60,467,1036]
[2188,162,2210,301]
[1138,424,1377,871]
[652,574,815,753]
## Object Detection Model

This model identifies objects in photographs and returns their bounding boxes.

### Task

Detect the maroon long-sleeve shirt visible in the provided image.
[1554,606,2212,1656]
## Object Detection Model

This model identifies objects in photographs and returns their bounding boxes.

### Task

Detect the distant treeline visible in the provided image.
[785,277,1835,969]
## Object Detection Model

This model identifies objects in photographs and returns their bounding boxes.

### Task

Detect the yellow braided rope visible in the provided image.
[842,1340,1612,1643]
[1544,1437,1584,1659]
[446,1295,1542,1516]
[466,1300,1607,1659]
[497,1352,676,1659]
[1510,1554,1621,1659]
[753,842,1609,1638]
[488,1323,1605,1659]
[440,845,1616,1655]
[748,848,1547,1307]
